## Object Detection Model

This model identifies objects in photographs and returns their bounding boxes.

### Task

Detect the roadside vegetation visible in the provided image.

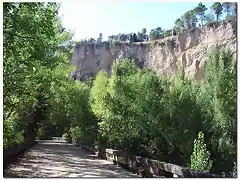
[3,2,237,177]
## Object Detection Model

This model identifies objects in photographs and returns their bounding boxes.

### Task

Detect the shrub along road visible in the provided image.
[4,140,138,178]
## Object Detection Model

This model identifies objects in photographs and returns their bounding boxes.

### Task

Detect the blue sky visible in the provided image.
[59,1,215,41]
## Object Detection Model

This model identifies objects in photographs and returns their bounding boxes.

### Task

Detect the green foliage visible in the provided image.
[174,18,185,29]
[90,48,236,175]
[4,2,236,177]
[202,49,237,176]
[132,33,138,42]
[3,2,95,150]
[211,2,223,21]
[183,10,198,28]
[142,28,147,35]
[137,32,144,42]
[164,30,172,38]
[3,2,73,147]
[70,126,95,144]
[194,3,208,26]
[222,2,236,17]
[70,127,84,141]
[149,27,164,41]
[97,33,103,43]
[4,119,24,149]
[91,59,201,161]
[190,131,212,172]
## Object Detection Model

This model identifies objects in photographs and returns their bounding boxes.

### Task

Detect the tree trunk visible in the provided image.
[24,88,49,141]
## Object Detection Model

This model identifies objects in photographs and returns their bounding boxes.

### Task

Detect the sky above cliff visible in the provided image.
[59,1,215,41]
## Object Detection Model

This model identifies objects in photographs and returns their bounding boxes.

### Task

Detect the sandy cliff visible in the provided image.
[70,20,237,81]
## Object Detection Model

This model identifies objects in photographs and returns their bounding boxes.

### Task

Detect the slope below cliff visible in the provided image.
[71,20,237,81]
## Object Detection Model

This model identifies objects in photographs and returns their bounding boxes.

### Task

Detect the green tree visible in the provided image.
[164,30,172,38]
[89,49,236,175]
[222,2,237,20]
[222,2,233,16]
[97,33,103,43]
[119,34,128,42]
[205,12,215,23]
[132,33,138,42]
[201,49,237,175]
[194,2,208,26]
[3,2,75,147]
[183,10,198,29]
[211,2,223,21]
[137,32,144,42]
[142,28,147,35]
[3,2,97,149]
[174,17,185,28]
[155,27,163,37]
[149,29,158,41]
[190,131,212,172]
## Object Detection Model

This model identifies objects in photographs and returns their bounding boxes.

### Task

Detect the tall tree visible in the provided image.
[3,2,74,147]
[155,27,164,39]
[222,2,237,20]
[232,2,237,16]
[155,27,163,34]
[211,2,223,21]
[97,33,103,43]
[194,2,208,26]
[175,17,185,28]
[132,33,138,42]
[137,32,144,42]
[222,2,233,16]
[183,10,198,29]
[129,34,133,43]
[108,35,113,42]
[149,29,158,41]
[142,28,147,35]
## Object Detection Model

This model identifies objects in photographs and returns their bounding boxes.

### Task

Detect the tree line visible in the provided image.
[3,2,237,178]
[173,2,236,33]
[82,2,237,43]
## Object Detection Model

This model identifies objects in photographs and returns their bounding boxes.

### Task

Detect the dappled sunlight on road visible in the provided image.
[4,140,138,178]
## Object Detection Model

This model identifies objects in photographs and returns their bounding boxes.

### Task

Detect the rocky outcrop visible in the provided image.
[70,20,237,81]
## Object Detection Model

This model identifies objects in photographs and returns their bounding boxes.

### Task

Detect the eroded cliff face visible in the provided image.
[71,20,237,81]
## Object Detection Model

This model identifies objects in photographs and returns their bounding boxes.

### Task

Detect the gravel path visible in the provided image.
[4,140,139,178]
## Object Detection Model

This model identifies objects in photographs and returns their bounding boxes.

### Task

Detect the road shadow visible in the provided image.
[4,140,138,178]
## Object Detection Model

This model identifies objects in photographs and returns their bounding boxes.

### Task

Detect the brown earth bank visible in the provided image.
[71,20,236,81]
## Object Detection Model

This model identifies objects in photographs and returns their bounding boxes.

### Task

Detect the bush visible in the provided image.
[190,131,212,172]
[70,127,84,142]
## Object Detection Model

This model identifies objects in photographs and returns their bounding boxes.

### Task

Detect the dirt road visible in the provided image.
[4,140,139,178]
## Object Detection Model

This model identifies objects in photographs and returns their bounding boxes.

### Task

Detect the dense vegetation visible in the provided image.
[3,2,236,178]
[90,50,236,177]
